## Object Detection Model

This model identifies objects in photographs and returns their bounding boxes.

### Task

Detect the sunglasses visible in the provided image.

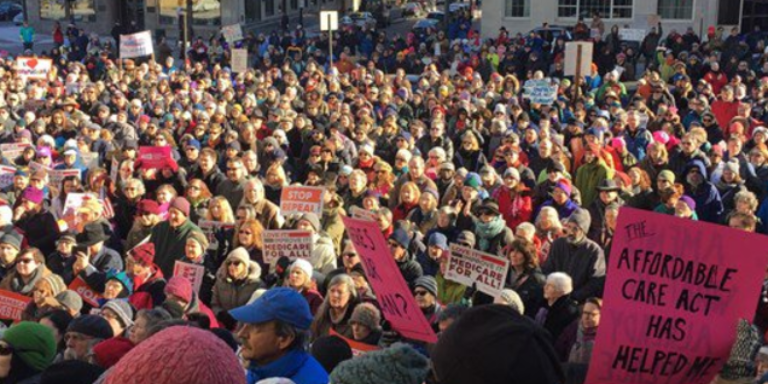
[17,258,34,264]
[228,260,243,266]
[414,290,429,297]
[0,344,13,356]
[343,252,358,258]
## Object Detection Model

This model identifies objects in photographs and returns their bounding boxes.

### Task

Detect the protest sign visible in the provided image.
[585,208,768,384]
[648,14,661,26]
[330,329,380,356]
[619,28,646,42]
[198,220,235,251]
[69,276,102,307]
[222,23,244,43]
[0,165,16,189]
[109,157,119,183]
[0,142,30,161]
[590,28,601,39]
[350,206,377,222]
[342,216,438,343]
[262,230,313,264]
[120,31,154,59]
[445,244,509,298]
[0,290,31,321]
[28,161,50,174]
[565,42,593,77]
[15,57,52,80]
[280,186,325,216]
[61,192,88,228]
[138,146,172,170]
[81,152,99,169]
[231,48,248,73]
[523,79,558,105]
[174,261,205,293]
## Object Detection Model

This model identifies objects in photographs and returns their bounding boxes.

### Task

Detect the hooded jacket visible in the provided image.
[683,160,724,223]
[150,219,204,277]
[212,249,263,316]
[574,147,613,208]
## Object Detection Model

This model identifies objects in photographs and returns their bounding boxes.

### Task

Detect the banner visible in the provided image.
[523,79,558,105]
[222,24,244,43]
[15,57,52,80]
[280,186,325,216]
[138,146,172,170]
[446,243,509,298]
[0,290,31,321]
[50,169,81,188]
[585,208,768,384]
[173,261,205,294]
[231,48,248,73]
[329,328,380,357]
[342,216,438,343]
[69,276,102,307]
[120,31,154,59]
[619,28,646,42]
[262,230,313,264]
[198,220,235,251]
[0,165,16,189]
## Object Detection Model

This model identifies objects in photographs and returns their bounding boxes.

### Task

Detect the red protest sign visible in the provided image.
[68,276,102,307]
[586,208,768,384]
[341,216,437,343]
[0,290,31,321]
[138,146,172,170]
[280,186,325,216]
[329,328,380,356]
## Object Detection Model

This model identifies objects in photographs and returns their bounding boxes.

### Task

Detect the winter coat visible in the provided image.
[16,210,59,256]
[245,350,329,384]
[683,160,724,223]
[492,186,533,231]
[535,294,580,342]
[575,158,612,208]
[396,250,423,287]
[542,237,606,302]
[150,219,204,277]
[129,267,167,310]
[507,267,545,319]
[212,257,263,316]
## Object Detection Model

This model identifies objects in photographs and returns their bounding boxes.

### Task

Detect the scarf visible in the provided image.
[12,267,44,295]
[568,326,597,364]
[474,216,506,252]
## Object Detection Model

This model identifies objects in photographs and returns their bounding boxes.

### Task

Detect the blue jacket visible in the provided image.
[246,350,329,384]
[683,160,723,224]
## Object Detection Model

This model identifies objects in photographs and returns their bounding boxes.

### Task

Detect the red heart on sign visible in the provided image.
[26,59,37,69]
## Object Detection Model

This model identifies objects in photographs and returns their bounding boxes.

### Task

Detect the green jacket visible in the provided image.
[575,159,611,208]
[150,219,203,277]
[436,273,468,306]
[20,26,34,43]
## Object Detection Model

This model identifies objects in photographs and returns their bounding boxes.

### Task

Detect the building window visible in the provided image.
[40,0,96,21]
[159,0,221,26]
[266,0,275,17]
[657,0,693,20]
[557,0,632,19]
[505,0,530,17]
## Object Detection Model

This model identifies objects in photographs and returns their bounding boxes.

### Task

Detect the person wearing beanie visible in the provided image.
[575,143,612,207]
[413,276,442,331]
[349,302,382,346]
[102,269,134,301]
[330,343,429,384]
[492,165,533,231]
[92,335,135,369]
[472,198,515,255]
[211,247,264,330]
[716,160,744,212]
[285,259,323,316]
[675,195,699,220]
[310,335,353,374]
[416,232,448,277]
[179,230,217,306]
[14,186,59,256]
[100,299,135,337]
[0,322,57,383]
[22,273,67,321]
[40,360,105,384]
[64,315,114,362]
[681,159,723,223]
[72,221,123,296]
[432,305,565,384]
[295,213,337,275]
[149,194,204,277]
[0,232,22,282]
[126,199,163,251]
[494,289,526,315]
[54,290,83,317]
[38,309,74,361]
[229,288,328,384]
[105,326,246,384]
[388,156,438,211]
[387,228,423,286]
[215,156,248,211]
[126,242,168,311]
[164,276,220,328]
[541,208,606,303]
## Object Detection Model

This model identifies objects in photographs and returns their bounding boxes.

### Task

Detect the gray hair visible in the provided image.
[327,274,359,300]
[734,190,759,211]
[546,272,573,295]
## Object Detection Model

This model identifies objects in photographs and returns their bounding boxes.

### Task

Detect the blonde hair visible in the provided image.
[206,196,236,223]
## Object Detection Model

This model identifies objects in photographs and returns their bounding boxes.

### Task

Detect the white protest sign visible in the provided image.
[564,42,594,77]
[0,165,15,189]
[120,31,154,59]
[446,243,510,298]
[350,206,377,222]
[523,79,558,105]
[262,230,313,264]
[590,28,601,39]
[320,10,339,31]
[231,48,248,73]
[50,169,81,189]
[198,220,235,251]
[15,57,52,80]
[174,261,205,294]
[619,28,646,42]
[80,152,98,170]
[109,158,119,183]
[222,23,244,43]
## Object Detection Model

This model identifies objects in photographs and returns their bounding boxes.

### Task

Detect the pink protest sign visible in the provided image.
[341,216,438,343]
[586,208,768,384]
[138,146,172,170]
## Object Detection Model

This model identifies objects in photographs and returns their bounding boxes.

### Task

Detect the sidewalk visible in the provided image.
[0,22,54,55]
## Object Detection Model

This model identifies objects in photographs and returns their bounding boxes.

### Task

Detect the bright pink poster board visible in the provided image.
[342,216,438,343]
[586,208,768,384]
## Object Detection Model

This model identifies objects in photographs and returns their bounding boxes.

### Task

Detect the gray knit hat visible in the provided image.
[102,300,135,328]
[330,343,429,384]
[413,276,438,298]
[55,290,83,313]
[40,275,67,296]
[349,303,381,331]
[496,289,526,315]
[566,208,592,233]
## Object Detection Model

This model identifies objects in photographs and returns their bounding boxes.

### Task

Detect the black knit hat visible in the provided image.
[40,360,105,384]
[432,304,565,384]
[66,315,114,340]
[311,335,353,374]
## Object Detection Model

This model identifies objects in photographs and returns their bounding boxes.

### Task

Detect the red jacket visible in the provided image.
[492,186,533,231]
[711,99,740,131]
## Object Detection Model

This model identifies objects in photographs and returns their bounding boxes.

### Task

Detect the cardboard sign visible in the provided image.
[647,14,661,26]
[69,276,102,307]
[120,31,154,59]
[320,10,339,31]
[350,206,378,222]
[342,216,438,343]
[173,261,205,294]
[0,290,31,321]
[446,244,509,298]
[585,208,768,384]
[280,186,325,216]
[262,230,313,264]
[221,23,244,43]
[590,28,601,39]
[330,328,380,356]
[50,169,81,189]
[619,28,646,42]
[15,57,53,80]
[523,79,558,105]
[198,220,235,251]
[138,146,172,170]
[0,165,16,189]
[564,42,594,77]
[231,48,248,73]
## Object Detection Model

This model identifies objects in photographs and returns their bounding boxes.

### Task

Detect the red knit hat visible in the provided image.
[130,242,155,266]
[164,276,193,303]
[169,197,190,217]
[93,336,134,369]
[105,327,245,384]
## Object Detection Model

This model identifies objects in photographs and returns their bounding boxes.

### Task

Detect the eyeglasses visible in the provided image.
[187,185,201,191]
[343,252,358,258]
[228,260,243,266]
[17,258,34,264]
[387,241,401,248]
[414,290,429,297]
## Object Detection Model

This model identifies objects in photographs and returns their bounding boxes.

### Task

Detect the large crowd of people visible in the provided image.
[0,8,767,384]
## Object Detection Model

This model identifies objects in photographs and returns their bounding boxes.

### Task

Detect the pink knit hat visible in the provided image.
[106,326,245,384]
[164,276,193,303]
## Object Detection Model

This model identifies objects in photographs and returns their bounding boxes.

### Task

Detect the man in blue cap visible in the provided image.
[231,287,329,384]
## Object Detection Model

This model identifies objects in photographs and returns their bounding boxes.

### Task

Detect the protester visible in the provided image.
[0,322,56,383]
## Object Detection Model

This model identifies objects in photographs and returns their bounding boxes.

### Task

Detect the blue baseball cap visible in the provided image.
[229,288,313,330]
